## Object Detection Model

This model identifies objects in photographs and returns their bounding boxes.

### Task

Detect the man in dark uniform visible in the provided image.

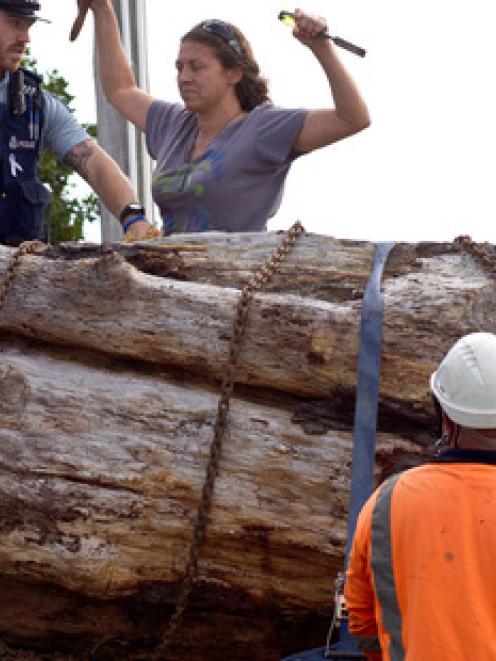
[0,0,153,244]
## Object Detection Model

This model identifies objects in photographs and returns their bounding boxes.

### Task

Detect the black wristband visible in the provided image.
[119,203,145,224]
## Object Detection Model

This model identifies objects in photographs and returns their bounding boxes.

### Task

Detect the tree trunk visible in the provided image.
[0,231,491,659]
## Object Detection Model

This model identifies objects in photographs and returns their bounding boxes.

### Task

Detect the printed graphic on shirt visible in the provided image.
[152,149,225,234]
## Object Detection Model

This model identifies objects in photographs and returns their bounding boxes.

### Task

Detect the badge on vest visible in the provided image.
[9,154,24,178]
[9,135,37,151]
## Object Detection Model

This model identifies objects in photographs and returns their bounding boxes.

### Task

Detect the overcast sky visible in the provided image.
[36,1,496,243]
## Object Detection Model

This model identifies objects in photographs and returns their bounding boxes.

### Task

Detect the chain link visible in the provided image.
[454,235,496,275]
[151,221,304,659]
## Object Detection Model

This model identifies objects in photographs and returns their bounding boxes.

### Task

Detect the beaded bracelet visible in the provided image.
[122,214,146,232]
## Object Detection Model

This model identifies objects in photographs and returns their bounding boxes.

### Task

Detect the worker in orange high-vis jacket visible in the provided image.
[344,332,496,661]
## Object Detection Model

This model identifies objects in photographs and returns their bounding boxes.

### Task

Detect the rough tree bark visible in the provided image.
[0,231,492,659]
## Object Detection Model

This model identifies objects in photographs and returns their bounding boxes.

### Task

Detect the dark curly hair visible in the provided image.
[181,21,270,112]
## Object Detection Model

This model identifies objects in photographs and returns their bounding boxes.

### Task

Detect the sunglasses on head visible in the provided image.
[200,19,243,59]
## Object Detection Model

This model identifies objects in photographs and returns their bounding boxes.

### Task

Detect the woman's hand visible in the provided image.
[289,7,370,153]
[291,8,329,51]
[80,0,108,11]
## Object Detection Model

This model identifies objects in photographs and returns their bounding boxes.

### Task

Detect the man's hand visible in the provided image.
[124,221,161,242]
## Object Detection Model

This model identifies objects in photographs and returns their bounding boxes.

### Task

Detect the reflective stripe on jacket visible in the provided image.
[345,456,496,661]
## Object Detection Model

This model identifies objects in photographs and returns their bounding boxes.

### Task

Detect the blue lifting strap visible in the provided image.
[282,241,395,661]
[344,241,395,563]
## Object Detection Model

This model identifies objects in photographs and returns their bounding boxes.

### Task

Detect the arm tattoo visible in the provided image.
[63,139,97,181]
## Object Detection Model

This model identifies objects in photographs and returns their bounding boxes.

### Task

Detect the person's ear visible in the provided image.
[227,65,243,86]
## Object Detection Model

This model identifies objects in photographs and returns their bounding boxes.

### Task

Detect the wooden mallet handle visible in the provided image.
[70,0,92,42]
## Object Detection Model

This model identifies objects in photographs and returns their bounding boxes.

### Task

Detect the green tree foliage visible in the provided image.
[22,52,99,244]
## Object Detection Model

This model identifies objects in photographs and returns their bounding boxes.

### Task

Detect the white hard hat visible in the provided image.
[430,332,496,429]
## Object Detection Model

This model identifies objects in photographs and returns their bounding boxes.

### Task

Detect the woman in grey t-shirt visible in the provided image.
[90,2,370,238]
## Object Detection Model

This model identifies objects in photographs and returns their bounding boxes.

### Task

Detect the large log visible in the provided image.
[0,337,422,659]
[0,234,492,429]
[0,230,492,658]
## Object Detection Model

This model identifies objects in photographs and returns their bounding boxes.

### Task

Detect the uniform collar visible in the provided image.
[433,448,496,465]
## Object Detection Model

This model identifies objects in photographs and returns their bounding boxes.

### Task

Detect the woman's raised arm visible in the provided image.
[90,0,155,131]
[290,8,371,153]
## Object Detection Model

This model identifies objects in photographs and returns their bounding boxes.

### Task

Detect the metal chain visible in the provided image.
[151,221,305,660]
[0,228,304,660]
[1,231,489,660]
[454,234,496,275]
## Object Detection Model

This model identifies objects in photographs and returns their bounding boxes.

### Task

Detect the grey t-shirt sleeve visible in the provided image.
[254,103,308,165]
[146,100,192,161]
[40,91,90,161]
